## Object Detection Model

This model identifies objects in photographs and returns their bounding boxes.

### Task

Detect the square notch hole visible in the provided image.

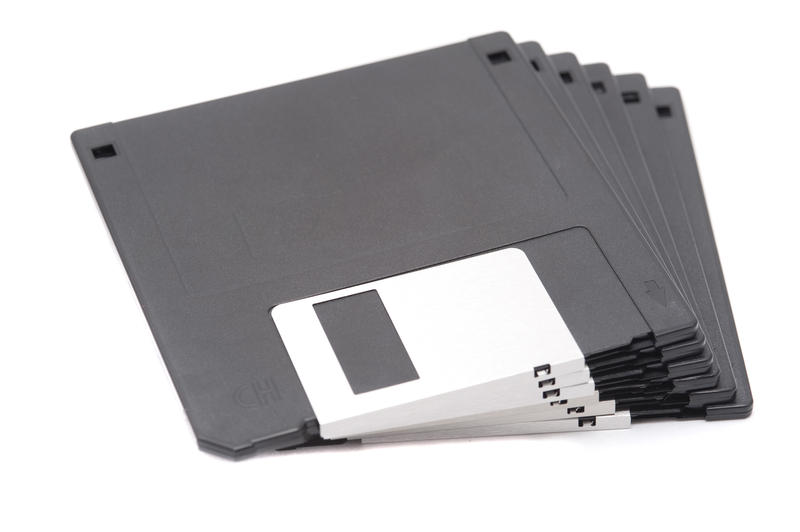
[487,50,511,65]
[538,377,556,388]
[542,388,560,400]
[622,91,640,104]
[91,144,117,159]
[591,81,606,94]
[657,105,672,118]
[559,71,573,83]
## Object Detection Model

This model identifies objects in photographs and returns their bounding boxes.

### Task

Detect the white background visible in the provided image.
[2,1,798,530]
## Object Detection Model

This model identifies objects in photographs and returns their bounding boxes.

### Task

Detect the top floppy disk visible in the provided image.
[72,32,695,457]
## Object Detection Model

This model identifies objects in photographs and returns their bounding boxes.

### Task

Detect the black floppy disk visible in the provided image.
[72,33,722,456]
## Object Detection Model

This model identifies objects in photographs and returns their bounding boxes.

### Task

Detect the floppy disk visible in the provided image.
[650,86,752,418]
[524,45,707,363]
[521,49,745,416]
[540,53,721,390]
[540,57,750,417]
[357,44,754,444]
[71,32,748,457]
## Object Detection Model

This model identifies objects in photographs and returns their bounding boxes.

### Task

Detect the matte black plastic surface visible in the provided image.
[73,33,698,456]
[72,32,753,456]
[521,43,709,373]
[652,87,753,418]
[557,60,724,402]
[516,45,717,413]
[517,44,750,418]
[616,73,737,410]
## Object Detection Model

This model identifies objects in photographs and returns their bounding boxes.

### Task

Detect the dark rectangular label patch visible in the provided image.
[313,290,419,394]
